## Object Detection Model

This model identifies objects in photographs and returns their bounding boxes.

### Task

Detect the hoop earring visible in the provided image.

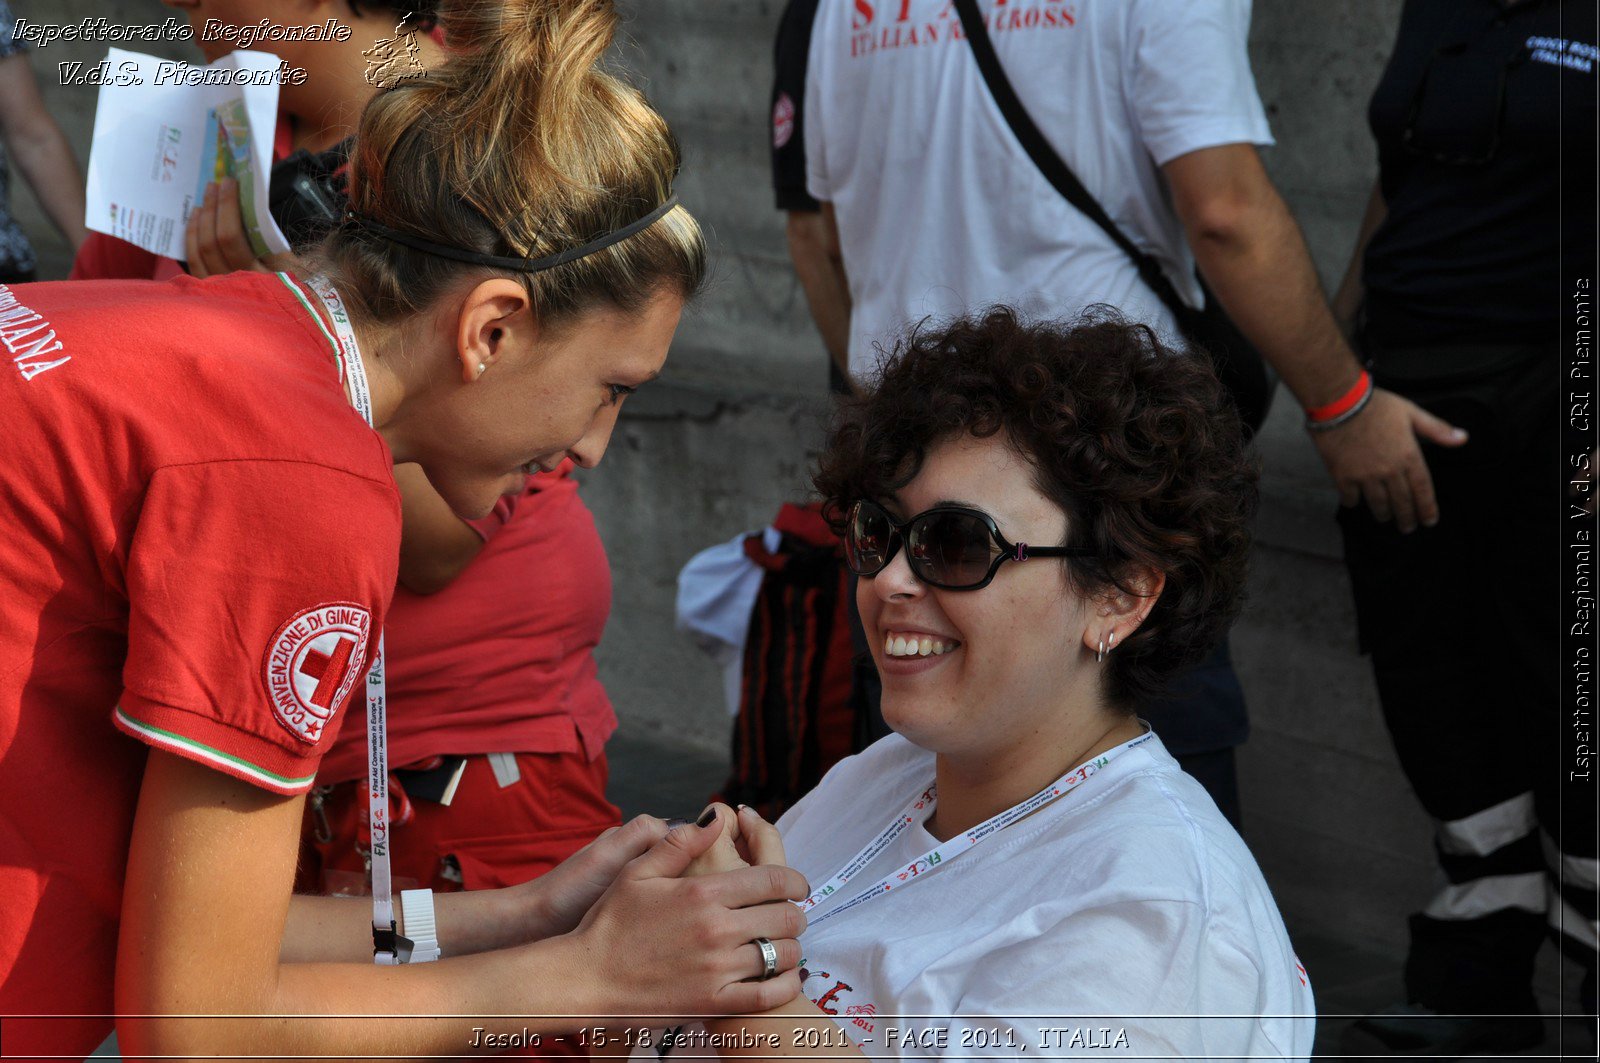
[1096,637,1106,664]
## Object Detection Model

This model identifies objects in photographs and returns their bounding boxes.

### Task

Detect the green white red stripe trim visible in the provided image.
[275,272,347,380]
[114,706,315,793]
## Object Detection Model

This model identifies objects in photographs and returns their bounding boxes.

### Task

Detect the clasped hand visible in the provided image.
[526,805,807,1022]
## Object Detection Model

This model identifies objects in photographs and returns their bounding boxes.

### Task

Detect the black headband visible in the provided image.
[344,194,680,273]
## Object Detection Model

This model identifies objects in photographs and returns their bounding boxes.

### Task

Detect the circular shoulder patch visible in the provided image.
[773,92,797,149]
[262,602,373,745]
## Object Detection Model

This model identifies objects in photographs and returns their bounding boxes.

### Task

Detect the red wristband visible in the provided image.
[1305,370,1372,423]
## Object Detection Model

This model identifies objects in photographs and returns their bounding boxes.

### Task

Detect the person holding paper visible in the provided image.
[672,309,1316,1061]
[0,1,805,1057]
[71,0,447,281]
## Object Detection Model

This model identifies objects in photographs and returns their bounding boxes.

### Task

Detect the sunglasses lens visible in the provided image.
[846,502,894,575]
[908,510,995,588]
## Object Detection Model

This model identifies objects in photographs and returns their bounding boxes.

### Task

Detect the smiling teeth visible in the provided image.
[884,633,957,658]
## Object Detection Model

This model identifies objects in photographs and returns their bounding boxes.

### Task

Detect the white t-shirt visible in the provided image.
[771,730,1315,1061]
[803,0,1275,380]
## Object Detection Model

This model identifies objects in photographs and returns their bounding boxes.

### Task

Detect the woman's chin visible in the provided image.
[878,694,953,753]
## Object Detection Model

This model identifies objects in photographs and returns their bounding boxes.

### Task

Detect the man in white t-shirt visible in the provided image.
[772,0,1466,529]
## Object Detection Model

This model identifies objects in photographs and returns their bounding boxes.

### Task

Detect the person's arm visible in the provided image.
[0,51,87,248]
[682,805,865,1061]
[117,754,808,1057]
[1163,144,1466,532]
[786,203,856,391]
[1330,180,1387,339]
[393,462,488,594]
[279,814,674,963]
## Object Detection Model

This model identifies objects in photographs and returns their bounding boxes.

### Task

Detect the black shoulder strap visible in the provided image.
[950,0,1193,320]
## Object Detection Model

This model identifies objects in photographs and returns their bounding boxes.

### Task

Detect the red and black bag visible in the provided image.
[718,503,872,819]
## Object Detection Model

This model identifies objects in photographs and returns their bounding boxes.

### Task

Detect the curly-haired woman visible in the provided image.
[675,308,1315,1061]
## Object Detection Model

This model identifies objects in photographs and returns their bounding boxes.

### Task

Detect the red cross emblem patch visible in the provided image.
[262,602,372,744]
[773,92,796,149]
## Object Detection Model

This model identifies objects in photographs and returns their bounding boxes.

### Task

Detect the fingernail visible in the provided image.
[665,818,692,831]
[696,806,717,828]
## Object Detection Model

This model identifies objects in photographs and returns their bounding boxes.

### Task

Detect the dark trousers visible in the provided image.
[1338,345,1596,1014]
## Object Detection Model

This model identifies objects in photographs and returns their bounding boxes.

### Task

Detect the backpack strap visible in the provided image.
[950,0,1193,322]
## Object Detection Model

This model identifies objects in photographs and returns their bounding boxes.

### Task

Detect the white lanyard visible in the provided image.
[800,729,1155,929]
[297,273,403,964]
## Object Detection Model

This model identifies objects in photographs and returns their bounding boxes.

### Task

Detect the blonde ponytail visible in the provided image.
[313,0,706,324]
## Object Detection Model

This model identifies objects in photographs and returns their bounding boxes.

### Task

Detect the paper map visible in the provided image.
[85,49,289,261]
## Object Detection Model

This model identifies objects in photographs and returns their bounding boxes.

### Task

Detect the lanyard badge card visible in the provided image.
[297,271,440,965]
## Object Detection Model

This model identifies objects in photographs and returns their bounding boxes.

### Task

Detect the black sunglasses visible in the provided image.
[845,499,1089,591]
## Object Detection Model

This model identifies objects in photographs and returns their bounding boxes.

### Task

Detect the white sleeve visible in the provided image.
[1125,0,1275,166]
[927,901,1276,1061]
[802,1,832,203]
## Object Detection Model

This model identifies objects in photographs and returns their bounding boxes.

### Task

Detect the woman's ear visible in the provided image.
[1080,565,1166,658]
[454,279,535,384]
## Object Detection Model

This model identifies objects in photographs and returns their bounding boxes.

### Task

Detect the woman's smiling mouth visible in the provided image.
[882,630,962,658]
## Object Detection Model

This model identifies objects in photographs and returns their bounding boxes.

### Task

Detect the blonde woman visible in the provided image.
[0,1,804,1056]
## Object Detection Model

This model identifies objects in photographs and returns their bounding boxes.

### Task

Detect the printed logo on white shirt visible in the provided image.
[801,960,864,1017]
[263,602,372,744]
[847,0,1078,58]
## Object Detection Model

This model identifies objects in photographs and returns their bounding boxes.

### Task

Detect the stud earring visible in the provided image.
[476,362,487,377]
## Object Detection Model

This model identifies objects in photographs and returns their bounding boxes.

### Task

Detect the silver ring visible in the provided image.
[754,937,779,981]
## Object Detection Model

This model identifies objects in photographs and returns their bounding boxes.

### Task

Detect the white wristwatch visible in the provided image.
[399,888,442,963]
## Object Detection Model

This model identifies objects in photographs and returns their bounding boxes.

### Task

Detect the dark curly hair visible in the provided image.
[813,307,1260,708]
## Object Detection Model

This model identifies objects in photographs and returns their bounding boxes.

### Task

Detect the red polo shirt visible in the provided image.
[0,271,399,1055]
[314,463,617,783]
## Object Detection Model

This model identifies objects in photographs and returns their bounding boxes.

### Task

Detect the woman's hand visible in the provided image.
[563,812,807,1021]
[685,803,790,878]
[508,814,671,939]
[184,179,297,278]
